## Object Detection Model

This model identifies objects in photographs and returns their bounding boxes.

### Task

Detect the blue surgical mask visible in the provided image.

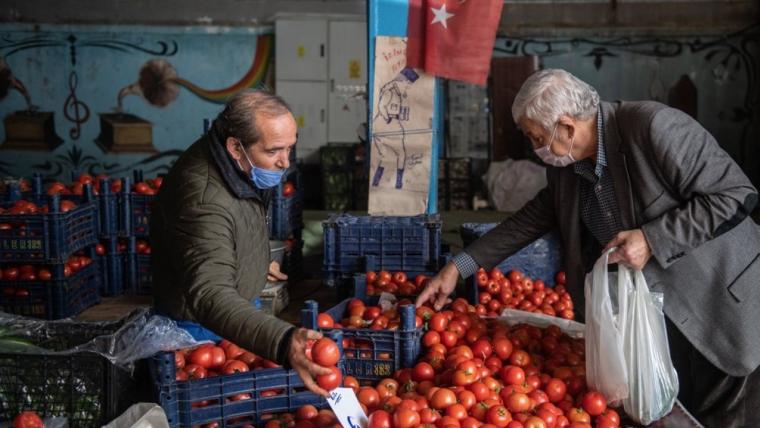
[238,142,285,189]
[534,123,576,167]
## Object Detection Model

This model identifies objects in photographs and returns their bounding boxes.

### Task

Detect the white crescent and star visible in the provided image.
[430,3,455,29]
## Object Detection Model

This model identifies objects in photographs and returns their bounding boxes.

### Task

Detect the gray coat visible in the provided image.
[466,101,760,376]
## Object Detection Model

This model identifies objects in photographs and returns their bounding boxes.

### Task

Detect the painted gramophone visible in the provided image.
[1,58,63,151]
[96,59,179,153]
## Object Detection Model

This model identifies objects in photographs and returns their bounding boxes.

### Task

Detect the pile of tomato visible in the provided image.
[364,271,431,296]
[300,296,616,428]
[0,253,94,298]
[171,337,342,413]
[474,269,574,320]
[0,199,78,218]
[95,239,151,256]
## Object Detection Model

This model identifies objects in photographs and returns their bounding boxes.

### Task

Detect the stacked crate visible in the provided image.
[322,213,448,299]
[268,166,304,279]
[438,157,472,211]
[320,143,367,211]
[0,184,102,319]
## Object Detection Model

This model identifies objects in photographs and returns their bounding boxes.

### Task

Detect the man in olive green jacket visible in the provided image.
[151,90,330,395]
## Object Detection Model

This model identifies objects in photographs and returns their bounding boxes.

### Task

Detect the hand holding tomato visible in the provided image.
[288,328,333,397]
[604,229,652,270]
[415,261,459,311]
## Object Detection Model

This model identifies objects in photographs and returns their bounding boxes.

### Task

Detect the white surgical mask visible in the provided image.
[534,123,576,167]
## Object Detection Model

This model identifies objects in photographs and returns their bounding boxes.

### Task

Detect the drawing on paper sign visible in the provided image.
[372,67,419,189]
[369,36,434,216]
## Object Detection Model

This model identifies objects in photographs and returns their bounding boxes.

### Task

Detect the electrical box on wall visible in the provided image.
[275,16,367,164]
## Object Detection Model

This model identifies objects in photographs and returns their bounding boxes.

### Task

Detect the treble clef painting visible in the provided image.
[63,70,90,140]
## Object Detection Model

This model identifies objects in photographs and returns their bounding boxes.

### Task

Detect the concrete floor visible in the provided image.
[76,209,508,324]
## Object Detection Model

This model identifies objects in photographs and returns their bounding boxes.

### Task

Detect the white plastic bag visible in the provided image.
[618,267,679,425]
[584,249,629,402]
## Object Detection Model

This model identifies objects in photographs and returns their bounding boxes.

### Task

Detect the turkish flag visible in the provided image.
[407,0,503,86]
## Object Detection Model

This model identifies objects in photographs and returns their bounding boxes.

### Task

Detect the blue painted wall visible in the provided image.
[0,23,272,180]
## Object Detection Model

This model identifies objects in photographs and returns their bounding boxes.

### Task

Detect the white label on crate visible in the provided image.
[326,387,368,428]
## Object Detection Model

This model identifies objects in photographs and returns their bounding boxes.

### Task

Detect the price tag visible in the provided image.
[326,387,368,428]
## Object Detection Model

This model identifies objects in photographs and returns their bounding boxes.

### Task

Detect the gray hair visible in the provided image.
[512,69,599,132]
[214,89,292,147]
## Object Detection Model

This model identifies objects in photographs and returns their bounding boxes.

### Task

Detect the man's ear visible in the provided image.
[226,137,242,160]
[558,115,576,140]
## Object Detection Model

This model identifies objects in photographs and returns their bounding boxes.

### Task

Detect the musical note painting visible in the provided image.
[0,25,274,180]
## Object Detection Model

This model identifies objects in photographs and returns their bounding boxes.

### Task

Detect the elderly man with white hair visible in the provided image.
[417,69,760,426]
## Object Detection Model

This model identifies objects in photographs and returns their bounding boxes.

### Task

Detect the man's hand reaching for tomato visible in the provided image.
[415,262,459,310]
[287,328,332,396]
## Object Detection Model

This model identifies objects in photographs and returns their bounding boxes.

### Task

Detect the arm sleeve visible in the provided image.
[640,107,759,268]
[173,202,295,362]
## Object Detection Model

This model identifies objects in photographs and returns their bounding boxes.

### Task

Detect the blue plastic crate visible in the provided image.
[149,331,342,428]
[268,168,303,240]
[99,238,126,296]
[119,175,155,238]
[460,224,563,304]
[302,299,422,385]
[124,236,151,295]
[0,194,99,264]
[322,214,443,287]
[0,253,102,319]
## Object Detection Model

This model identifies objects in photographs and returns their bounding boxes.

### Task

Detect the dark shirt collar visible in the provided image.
[207,122,272,203]
[574,107,606,179]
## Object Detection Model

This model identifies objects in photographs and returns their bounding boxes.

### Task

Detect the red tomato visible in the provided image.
[500,366,525,385]
[312,338,340,367]
[429,313,448,332]
[430,388,457,410]
[36,268,51,281]
[376,378,399,400]
[555,271,566,285]
[446,403,468,421]
[523,416,546,428]
[316,366,342,391]
[358,387,381,409]
[413,362,436,382]
[595,409,620,428]
[393,409,420,428]
[367,410,392,428]
[222,359,249,374]
[4,267,18,281]
[544,378,566,403]
[295,405,318,421]
[283,182,296,197]
[185,364,208,380]
[174,351,186,369]
[392,271,407,285]
[580,391,606,416]
[509,350,531,367]
[59,200,76,213]
[12,411,44,428]
[486,406,512,428]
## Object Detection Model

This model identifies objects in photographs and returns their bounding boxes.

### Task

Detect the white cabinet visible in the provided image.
[328,20,367,143]
[276,81,328,163]
[276,17,367,162]
[275,20,328,81]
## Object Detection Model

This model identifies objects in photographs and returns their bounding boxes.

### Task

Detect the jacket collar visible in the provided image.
[601,101,636,229]
[207,122,272,204]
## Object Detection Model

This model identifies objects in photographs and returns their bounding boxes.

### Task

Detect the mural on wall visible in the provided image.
[0,25,274,181]
[493,24,760,186]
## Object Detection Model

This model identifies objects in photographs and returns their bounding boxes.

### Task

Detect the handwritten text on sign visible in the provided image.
[326,387,368,428]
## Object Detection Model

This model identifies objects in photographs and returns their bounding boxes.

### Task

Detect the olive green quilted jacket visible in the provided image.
[151,128,294,362]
